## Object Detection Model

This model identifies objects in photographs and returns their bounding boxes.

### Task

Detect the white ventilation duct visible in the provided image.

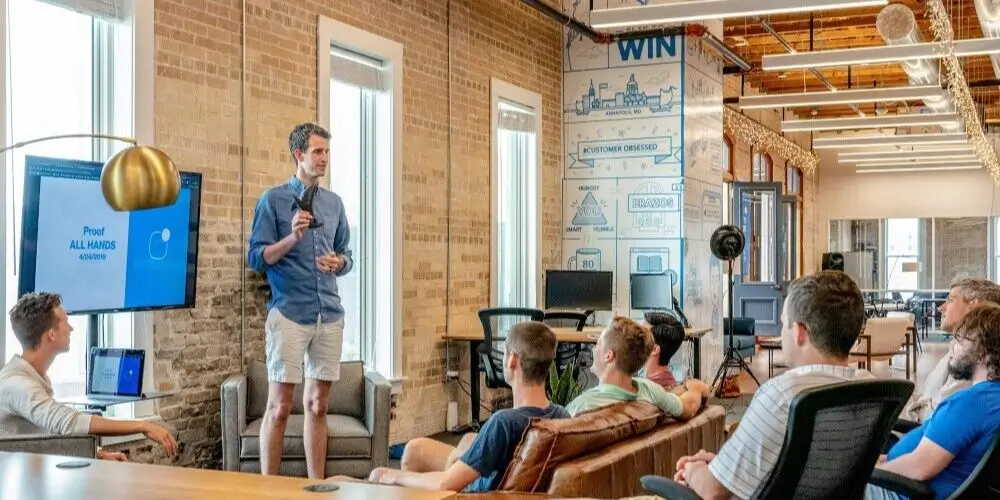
[876,4,961,131]
[975,0,1000,78]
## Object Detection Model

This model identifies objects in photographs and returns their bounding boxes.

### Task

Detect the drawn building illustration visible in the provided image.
[574,74,678,116]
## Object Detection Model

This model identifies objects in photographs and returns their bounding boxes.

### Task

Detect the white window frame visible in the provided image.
[316,16,403,393]
[0,0,158,435]
[489,79,543,308]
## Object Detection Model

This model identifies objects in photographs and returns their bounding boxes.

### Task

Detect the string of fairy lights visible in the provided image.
[926,0,1000,184]
[723,106,820,175]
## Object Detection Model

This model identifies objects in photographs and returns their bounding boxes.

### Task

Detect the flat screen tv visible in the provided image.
[17,155,202,315]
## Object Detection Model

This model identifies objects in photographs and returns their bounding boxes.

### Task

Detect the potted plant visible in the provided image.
[548,362,582,406]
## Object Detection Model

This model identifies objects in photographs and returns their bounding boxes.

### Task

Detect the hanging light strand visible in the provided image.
[723,107,820,175]
[926,0,1000,184]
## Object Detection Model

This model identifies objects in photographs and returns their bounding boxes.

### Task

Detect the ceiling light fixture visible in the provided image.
[838,150,977,161]
[812,132,970,149]
[738,85,944,110]
[763,38,1000,71]
[782,113,961,132]
[590,0,889,29]
[856,165,981,173]
[853,158,983,167]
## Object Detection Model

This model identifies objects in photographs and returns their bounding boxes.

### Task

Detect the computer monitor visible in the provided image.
[630,272,673,311]
[544,270,613,311]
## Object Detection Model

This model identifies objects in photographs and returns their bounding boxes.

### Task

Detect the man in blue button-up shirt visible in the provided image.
[247,123,353,479]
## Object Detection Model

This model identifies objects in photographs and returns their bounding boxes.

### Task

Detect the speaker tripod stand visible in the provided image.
[709,226,760,396]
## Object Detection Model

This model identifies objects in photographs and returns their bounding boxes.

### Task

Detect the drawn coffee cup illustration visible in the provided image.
[568,248,601,270]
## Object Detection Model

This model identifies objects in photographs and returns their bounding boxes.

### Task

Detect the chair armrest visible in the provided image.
[868,469,934,500]
[640,475,702,500]
[364,371,392,468]
[0,433,98,458]
[220,373,247,471]
[893,418,920,433]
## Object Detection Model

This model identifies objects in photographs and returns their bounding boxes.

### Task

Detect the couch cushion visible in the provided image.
[547,405,727,498]
[499,400,665,492]
[245,360,366,421]
[240,414,371,459]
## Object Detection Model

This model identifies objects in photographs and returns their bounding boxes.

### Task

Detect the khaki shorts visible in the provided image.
[265,308,344,383]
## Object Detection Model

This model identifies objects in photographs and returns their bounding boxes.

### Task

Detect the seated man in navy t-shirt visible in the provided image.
[366,322,570,492]
[866,303,1000,500]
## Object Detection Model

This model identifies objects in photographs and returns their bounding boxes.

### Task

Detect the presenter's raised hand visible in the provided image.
[292,210,313,241]
[142,422,178,456]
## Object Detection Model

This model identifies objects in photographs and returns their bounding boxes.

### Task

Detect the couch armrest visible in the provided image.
[0,433,97,458]
[364,371,391,468]
[868,469,934,500]
[221,373,248,471]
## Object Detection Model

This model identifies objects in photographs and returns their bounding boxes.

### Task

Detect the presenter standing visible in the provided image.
[248,123,353,479]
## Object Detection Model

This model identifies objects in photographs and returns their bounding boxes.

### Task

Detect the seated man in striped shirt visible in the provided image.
[673,270,873,500]
[0,292,177,461]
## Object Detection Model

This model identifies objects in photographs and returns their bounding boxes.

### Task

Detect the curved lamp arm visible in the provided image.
[0,134,137,154]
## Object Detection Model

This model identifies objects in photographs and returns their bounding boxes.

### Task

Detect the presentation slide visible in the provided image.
[19,156,201,314]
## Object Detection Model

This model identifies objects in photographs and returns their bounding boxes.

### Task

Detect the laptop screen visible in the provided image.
[88,348,145,397]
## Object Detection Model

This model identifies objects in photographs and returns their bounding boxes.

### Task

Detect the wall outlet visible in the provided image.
[446,370,460,379]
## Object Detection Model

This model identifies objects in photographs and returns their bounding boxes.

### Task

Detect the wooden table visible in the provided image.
[0,452,456,500]
[441,326,711,428]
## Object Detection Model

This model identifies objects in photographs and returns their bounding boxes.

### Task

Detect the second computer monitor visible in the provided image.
[630,272,673,311]
[544,270,613,311]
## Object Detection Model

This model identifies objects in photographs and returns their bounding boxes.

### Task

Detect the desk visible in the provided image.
[441,326,710,428]
[58,391,174,412]
[0,451,456,500]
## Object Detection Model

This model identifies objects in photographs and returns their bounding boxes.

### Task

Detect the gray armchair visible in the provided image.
[221,360,390,478]
[0,433,97,458]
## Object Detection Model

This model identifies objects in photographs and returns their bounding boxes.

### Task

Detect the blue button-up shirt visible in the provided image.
[247,176,353,325]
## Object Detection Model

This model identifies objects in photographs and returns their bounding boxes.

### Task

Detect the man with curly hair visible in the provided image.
[867,303,1000,500]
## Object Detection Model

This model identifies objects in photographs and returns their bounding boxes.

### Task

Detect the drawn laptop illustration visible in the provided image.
[79,348,146,402]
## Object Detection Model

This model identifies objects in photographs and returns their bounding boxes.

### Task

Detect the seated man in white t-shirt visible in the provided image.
[673,270,873,500]
[0,292,177,461]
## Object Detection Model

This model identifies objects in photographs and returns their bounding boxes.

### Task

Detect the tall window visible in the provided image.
[885,218,920,290]
[722,136,734,224]
[491,80,541,312]
[319,18,402,382]
[752,152,772,182]
[3,0,148,418]
[994,218,1000,281]
[329,48,388,369]
[786,165,802,195]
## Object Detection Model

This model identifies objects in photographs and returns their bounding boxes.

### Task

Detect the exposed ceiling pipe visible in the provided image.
[519,0,750,71]
[876,3,961,130]
[973,0,1000,78]
[756,17,867,118]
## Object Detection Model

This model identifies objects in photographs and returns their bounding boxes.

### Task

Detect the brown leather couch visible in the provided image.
[494,401,727,499]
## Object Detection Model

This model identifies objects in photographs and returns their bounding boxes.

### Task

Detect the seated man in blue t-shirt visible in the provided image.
[867,303,1000,500]
[366,321,570,492]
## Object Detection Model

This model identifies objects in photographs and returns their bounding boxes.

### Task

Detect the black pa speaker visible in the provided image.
[821,252,845,271]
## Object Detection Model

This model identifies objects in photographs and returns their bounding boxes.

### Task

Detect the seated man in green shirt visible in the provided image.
[566,316,711,419]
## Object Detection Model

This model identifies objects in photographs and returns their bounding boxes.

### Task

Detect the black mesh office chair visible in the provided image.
[870,425,1000,500]
[640,379,914,500]
[477,307,545,390]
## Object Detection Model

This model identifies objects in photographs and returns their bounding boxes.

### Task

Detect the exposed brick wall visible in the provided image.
[723,76,820,275]
[108,0,562,468]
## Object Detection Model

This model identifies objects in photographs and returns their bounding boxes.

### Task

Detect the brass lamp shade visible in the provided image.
[100,145,181,211]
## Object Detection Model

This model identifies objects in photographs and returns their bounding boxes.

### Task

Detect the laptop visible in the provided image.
[63,348,146,404]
